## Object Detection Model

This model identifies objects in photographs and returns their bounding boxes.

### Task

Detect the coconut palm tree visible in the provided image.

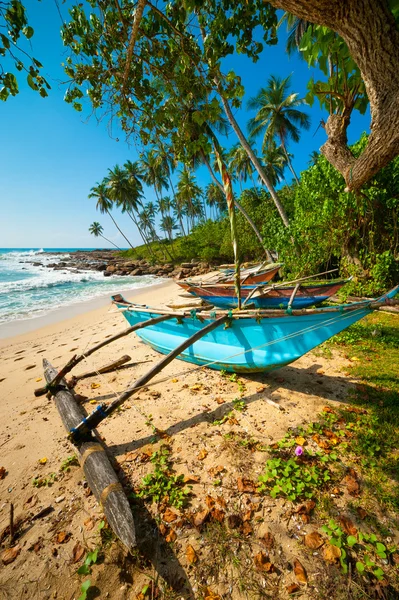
[88,222,122,250]
[176,169,203,231]
[205,183,225,219]
[140,149,169,203]
[160,215,178,243]
[262,141,288,186]
[88,181,134,249]
[247,75,310,184]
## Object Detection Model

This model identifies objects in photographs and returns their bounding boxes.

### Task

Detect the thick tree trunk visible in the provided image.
[267,0,399,190]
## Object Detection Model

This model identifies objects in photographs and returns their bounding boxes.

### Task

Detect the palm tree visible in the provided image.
[88,222,122,250]
[228,143,258,192]
[176,168,203,231]
[262,141,288,186]
[140,149,169,203]
[205,183,225,219]
[160,215,178,243]
[247,74,310,184]
[88,181,134,249]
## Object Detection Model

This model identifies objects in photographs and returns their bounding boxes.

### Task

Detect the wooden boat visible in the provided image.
[111,285,399,374]
[177,263,281,290]
[182,279,350,309]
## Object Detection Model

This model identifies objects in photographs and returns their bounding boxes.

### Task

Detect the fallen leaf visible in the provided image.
[322,406,334,413]
[339,516,357,536]
[24,494,38,509]
[204,588,221,600]
[171,378,179,383]
[163,508,178,523]
[294,559,307,584]
[183,474,200,483]
[35,377,42,382]
[254,551,274,572]
[193,509,209,527]
[344,475,360,496]
[38,457,47,465]
[190,384,202,391]
[159,523,168,536]
[237,477,256,493]
[331,487,341,495]
[323,543,341,563]
[295,500,316,515]
[304,531,324,549]
[301,514,310,524]
[228,514,242,529]
[312,434,330,449]
[295,436,306,446]
[208,465,225,478]
[392,553,399,565]
[84,518,94,531]
[55,531,69,544]
[0,467,6,480]
[90,382,101,389]
[216,495,227,508]
[165,529,177,543]
[256,385,266,393]
[286,583,300,594]
[197,449,208,461]
[72,542,85,563]
[261,532,275,550]
[1,546,20,565]
[186,544,198,564]
[242,521,253,536]
[243,509,252,522]
[215,397,225,404]
[356,506,367,520]
[205,495,215,509]
[210,508,225,523]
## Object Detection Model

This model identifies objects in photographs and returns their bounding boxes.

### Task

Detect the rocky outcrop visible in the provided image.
[34,249,213,281]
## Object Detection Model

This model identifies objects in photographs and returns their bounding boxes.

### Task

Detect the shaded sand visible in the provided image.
[0,277,360,599]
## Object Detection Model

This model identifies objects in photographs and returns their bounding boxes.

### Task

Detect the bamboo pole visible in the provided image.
[68,354,132,386]
[68,315,228,442]
[34,314,177,397]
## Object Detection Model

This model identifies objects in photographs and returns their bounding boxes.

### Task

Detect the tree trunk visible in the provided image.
[215,79,291,228]
[100,234,122,251]
[280,138,300,184]
[201,149,272,260]
[127,211,156,258]
[267,0,399,190]
[106,210,135,250]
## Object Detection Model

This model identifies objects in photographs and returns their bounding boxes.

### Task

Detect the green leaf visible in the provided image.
[27,74,38,90]
[347,535,357,547]
[356,561,365,574]
[77,564,90,575]
[23,26,34,39]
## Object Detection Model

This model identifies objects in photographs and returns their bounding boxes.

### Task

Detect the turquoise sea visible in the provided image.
[0,248,160,326]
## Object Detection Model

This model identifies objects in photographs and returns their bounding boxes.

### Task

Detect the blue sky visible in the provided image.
[0,2,370,249]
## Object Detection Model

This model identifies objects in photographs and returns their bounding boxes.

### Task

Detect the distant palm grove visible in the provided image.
[89,75,399,298]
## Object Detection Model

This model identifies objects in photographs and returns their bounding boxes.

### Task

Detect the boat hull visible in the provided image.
[185,281,347,309]
[177,265,281,291]
[114,302,373,373]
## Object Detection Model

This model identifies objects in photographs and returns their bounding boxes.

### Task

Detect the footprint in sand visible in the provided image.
[14,357,24,362]
[69,348,78,352]
[37,349,46,354]
[25,364,36,370]
[15,350,25,355]
[59,343,67,347]
[73,338,80,341]
[0,378,6,383]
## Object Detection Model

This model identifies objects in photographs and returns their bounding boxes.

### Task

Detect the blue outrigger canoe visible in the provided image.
[112,286,399,374]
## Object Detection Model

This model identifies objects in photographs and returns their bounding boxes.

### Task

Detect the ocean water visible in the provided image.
[0,248,162,326]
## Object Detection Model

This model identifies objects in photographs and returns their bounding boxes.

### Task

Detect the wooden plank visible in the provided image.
[43,359,136,550]
[69,354,131,385]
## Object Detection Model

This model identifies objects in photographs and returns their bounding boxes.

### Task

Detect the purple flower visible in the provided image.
[295,446,304,457]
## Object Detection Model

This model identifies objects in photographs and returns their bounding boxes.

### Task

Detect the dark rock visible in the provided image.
[131,268,142,276]
[96,263,107,271]
[181,262,194,269]
[103,271,112,277]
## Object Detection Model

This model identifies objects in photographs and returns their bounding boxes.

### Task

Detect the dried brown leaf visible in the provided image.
[24,494,38,509]
[84,518,94,531]
[208,465,225,478]
[183,474,200,483]
[72,542,85,563]
[242,509,252,522]
[339,516,357,536]
[159,523,168,536]
[261,532,275,550]
[294,559,308,584]
[295,436,306,446]
[242,521,253,536]
[254,551,274,572]
[193,509,209,527]
[215,397,225,404]
[323,543,341,563]
[304,531,324,550]
[0,467,7,480]
[197,449,208,460]
[216,495,227,508]
[228,514,242,529]
[295,500,316,515]
[344,475,360,496]
[210,508,225,523]
[56,531,69,544]
[205,495,215,509]
[163,508,178,523]
[165,529,177,543]
[356,506,367,520]
[186,544,198,565]
[286,583,300,594]
[1,546,20,565]
[237,477,256,493]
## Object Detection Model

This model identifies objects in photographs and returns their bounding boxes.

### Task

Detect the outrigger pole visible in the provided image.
[68,315,228,444]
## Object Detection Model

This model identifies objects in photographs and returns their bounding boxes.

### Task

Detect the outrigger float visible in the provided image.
[37,284,399,549]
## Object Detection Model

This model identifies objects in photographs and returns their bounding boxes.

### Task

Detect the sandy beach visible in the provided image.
[0,277,361,598]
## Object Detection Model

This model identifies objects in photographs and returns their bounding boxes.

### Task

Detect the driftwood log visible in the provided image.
[44,359,136,550]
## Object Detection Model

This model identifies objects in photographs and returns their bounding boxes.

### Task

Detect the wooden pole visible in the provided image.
[69,354,132,386]
[69,315,228,442]
[35,314,177,396]
[43,359,136,550]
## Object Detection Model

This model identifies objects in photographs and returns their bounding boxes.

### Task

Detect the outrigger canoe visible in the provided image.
[111,286,399,374]
[181,279,350,309]
[178,263,282,289]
